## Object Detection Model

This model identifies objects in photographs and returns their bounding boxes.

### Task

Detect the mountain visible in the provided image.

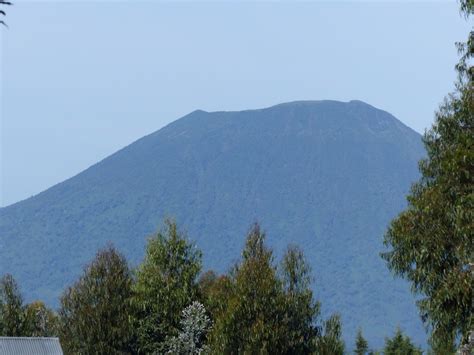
[0,100,426,347]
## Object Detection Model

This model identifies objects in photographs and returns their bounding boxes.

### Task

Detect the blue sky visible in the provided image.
[0,0,469,207]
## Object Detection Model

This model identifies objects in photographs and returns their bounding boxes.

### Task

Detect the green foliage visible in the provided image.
[382,2,473,348]
[1,221,442,353]
[58,245,134,354]
[166,301,212,355]
[281,245,321,353]
[314,314,345,355]
[209,224,328,354]
[456,0,473,82]
[209,224,289,354]
[383,91,473,347]
[0,274,59,338]
[0,274,26,336]
[355,328,369,355]
[383,328,422,355]
[427,339,456,355]
[132,219,202,354]
[198,271,234,322]
[24,301,59,337]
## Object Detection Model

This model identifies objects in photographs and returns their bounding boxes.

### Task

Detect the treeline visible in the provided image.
[1,220,423,354]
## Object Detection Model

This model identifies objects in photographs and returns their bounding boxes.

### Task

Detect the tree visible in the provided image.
[383,328,422,355]
[314,314,345,355]
[132,219,202,354]
[355,328,369,355]
[0,274,25,336]
[0,274,57,337]
[457,1,473,84]
[382,0,473,348]
[24,301,59,337]
[166,301,212,355]
[281,245,320,353]
[209,223,289,354]
[198,271,234,322]
[209,224,340,354]
[59,245,134,354]
[428,340,456,355]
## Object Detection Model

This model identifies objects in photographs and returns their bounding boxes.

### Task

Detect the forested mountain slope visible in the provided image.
[0,100,426,347]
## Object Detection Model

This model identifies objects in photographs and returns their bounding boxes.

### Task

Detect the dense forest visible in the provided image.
[0,0,472,354]
[0,221,424,354]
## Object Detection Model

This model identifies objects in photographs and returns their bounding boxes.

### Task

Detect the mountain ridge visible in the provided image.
[2,99,419,209]
[0,100,426,347]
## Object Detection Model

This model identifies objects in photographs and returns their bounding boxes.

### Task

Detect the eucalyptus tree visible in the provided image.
[382,0,473,349]
[0,274,25,336]
[132,219,202,354]
[59,245,134,354]
[355,329,369,355]
[209,224,289,353]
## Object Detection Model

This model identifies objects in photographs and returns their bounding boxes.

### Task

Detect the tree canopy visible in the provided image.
[132,219,202,354]
[209,224,290,354]
[208,224,337,354]
[59,245,134,354]
[383,328,422,355]
[382,0,473,349]
[0,274,25,336]
[355,329,369,355]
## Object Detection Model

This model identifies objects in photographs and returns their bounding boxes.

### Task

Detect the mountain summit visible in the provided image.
[0,100,426,347]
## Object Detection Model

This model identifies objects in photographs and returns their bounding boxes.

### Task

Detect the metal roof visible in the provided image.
[0,337,63,355]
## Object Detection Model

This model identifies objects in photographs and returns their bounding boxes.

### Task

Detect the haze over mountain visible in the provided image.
[0,100,426,347]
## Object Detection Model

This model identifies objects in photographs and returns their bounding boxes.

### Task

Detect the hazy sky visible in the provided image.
[0,1,469,207]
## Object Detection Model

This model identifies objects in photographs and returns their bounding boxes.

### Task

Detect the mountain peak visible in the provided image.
[0,100,425,348]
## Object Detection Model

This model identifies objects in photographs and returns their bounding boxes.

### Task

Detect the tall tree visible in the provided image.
[24,301,59,337]
[383,328,422,355]
[132,219,202,354]
[314,314,345,355]
[354,328,369,355]
[198,270,234,323]
[281,245,320,353]
[209,224,289,354]
[0,275,57,337]
[0,274,25,336]
[59,245,134,354]
[209,224,341,354]
[382,0,473,348]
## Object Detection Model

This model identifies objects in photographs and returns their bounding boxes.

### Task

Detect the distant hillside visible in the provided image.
[0,100,426,348]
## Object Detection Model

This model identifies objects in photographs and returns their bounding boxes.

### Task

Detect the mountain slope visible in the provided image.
[0,100,426,347]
